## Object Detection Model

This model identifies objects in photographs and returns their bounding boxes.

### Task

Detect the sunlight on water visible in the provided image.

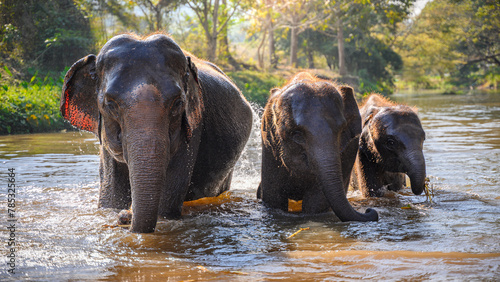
[1,92,499,280]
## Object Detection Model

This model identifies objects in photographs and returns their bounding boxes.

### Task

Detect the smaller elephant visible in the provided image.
[352,94,426,197]
[258,72,378,222]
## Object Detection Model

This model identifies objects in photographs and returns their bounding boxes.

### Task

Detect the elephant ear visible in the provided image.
[359,117,382,163]
[182,56,204,143]
[339,86,362,138]
[262,88,281,154]
[338,86,362,190]
[362,106,381,127]
[261,95,282,158]
[60,55,99,134]
[269,88,280,97]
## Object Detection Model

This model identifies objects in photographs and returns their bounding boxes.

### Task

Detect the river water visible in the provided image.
[1,91,499,280]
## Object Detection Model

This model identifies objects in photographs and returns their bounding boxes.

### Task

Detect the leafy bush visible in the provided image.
[227,70,286,106]
[0,68,72,135]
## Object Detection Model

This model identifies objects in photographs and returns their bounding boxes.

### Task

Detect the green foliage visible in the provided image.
[346,37,403,94]
[0,72,71,135]
[0,0,93,77]
[227,71,286,106]
[396,0,499,90]
[272,0,412,94]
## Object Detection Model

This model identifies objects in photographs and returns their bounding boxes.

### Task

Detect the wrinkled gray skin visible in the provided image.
[258,72,378,222]
[352,94,426,197]
[61,34,252,233]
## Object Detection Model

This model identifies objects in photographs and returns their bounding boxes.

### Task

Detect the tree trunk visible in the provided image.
[290,26,298,67]
[257,30,267,69]
[207,0,220,62]
[337,17,347,76]
[219,0,239,69]
[267,7,277,69]
[155,6,161,31]
[307,47,314,69]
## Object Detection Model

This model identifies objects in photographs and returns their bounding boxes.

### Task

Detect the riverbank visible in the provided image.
[0,84,73,135]
[4,68,490,135]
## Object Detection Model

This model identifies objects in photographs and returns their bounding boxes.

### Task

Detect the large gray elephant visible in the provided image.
[60,33,253,233]
[257,72,378,222]
[352,94,426,197]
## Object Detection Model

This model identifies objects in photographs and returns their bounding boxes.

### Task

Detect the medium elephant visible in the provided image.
[60,33,253,233]
[352,94,426,197]
[257,72,378,222]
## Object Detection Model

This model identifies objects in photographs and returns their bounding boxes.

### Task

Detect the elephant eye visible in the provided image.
[171,98,184,116]
[386,137,397,148]
[291,130,306,145]
[105,98,119,115]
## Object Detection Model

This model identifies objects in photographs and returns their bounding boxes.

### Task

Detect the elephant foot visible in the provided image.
[117,209,133,225]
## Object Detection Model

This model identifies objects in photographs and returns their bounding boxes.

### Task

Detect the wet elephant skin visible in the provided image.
[60,33,253,233]
[352,94,426,197]
[258,72,378,222]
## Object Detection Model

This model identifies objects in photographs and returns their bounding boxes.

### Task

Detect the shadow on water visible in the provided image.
[1,93,500,280]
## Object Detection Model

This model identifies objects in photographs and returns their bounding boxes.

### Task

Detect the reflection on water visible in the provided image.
[1,92,499,280]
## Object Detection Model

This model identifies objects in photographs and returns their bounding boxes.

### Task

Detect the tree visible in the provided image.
[245,0,279,69]
[457,0,499,67]
[395,0,498,88]
[266,0,278,69]
[218,0,243,69]
[276,0,328,67]
[135,0,182,32]
[0,0,93,74]
[185,0,242,62]
[98,0,141,33]
[324,0,415,76]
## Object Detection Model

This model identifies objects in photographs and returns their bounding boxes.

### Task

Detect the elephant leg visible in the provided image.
[302,185,330,214]
[260,184,288,211]
[220,169,233,192]
[356,153,385,197]
[259,170,289,211]
[350,162,360,191]
[259,147,289,211]
[341,135,361,194]
[98,147,131,209]
[259,165,289,211]
[158,141,198,219]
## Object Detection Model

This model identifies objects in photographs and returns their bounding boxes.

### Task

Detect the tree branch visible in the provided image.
[467,53,500,66]
[217,0,242,34]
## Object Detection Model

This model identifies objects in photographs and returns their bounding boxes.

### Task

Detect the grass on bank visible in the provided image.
[0,65,76,135]
[0,83,72,135]
[227,70,287,106]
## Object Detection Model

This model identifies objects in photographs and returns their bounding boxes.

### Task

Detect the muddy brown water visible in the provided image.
[1,91,499,280]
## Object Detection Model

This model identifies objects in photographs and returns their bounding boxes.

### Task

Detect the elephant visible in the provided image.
[60,33,253,233]
[257,72,378,222]
[352,93,426,197]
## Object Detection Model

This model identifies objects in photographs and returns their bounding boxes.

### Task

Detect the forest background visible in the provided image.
[0,0,498,134]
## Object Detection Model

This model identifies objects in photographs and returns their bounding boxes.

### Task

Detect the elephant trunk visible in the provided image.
[125,119,169,233]
[314,146,378,222]
[405,150,426,195]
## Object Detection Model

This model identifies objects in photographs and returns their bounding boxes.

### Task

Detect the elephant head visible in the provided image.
[60,34,203,233]
[260,72,378,222]
[360,103,426,195]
